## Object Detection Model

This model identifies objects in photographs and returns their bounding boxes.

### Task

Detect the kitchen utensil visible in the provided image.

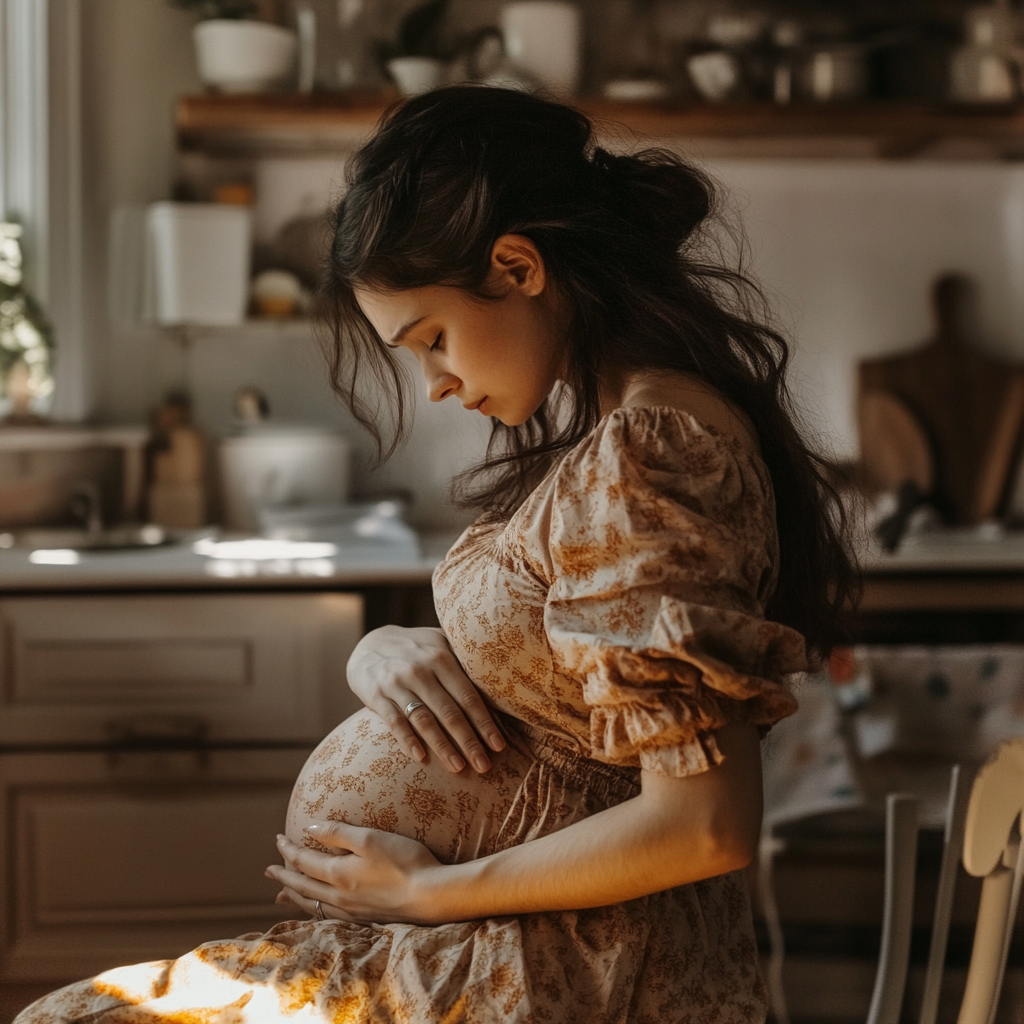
[950,5,1018,102]
[972,371,1024,521]
[859,274,1024,525]
[219,426,352,532]
[874,480,928,552]
[687,50,742,102]
[147,394,207,530]
[798,42,869,102]
[251,269,304,317]
[258,500,421,559]
[858,389,935,495]
[771,20,803,103]
[295,2,316,93]
[686,14,770,102]
[147,202,252,327]
[192,20,298,94]
[500,1,581,95]
[386,56,446,95]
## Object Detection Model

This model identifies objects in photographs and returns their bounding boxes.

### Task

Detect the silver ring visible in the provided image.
[404,700,426,717]
[315,900,325,921]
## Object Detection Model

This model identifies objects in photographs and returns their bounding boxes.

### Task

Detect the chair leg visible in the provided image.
[957,833,1024,1024]
[919,766,971,1024]
[867,794,919,1024]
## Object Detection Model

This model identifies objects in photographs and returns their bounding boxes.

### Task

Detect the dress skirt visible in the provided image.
[14,721,767,1024]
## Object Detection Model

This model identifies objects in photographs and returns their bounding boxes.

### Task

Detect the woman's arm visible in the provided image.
[268,721,762,925]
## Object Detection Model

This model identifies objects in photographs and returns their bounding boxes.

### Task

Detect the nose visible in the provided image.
[425,366,459,404]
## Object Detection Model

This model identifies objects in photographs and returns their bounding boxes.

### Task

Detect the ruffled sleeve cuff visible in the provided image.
[580,596,806,777]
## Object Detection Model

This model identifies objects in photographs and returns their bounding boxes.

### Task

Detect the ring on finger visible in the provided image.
[404,700,426,717]
[315,900,325,921]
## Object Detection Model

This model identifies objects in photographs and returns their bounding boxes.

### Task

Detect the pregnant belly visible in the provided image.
[286,707,534,864]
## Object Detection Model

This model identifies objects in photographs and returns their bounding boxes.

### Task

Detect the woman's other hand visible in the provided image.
[346,625,505,773]
[267,825,444,926]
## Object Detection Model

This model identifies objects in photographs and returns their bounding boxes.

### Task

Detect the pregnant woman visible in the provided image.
[18,88,853,1023]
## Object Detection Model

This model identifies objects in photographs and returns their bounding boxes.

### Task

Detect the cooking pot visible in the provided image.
[218,426,352,532]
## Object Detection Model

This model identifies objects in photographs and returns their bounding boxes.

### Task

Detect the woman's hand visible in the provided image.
[266,823,445,926]
[346,625,505,773]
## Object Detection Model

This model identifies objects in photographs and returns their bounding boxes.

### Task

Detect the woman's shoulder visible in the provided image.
[542,374,772,522]
[613,371,761,457]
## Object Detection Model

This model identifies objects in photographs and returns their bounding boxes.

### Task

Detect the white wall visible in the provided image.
[80,0,201,424]
[710,160,1024,460]
[77,2,1024,528]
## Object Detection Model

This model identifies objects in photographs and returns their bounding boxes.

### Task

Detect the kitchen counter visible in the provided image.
[6,522,1024,591]
[850,528,1024,641]
[860,526,1024,573]
[0,530,459,592]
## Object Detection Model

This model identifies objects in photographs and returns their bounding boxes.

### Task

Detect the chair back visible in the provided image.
[955,740,1024,1024]
[870,740,1024,1024]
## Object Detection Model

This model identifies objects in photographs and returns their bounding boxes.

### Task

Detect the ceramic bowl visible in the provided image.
[193,20,297,94]
[386,57,446,96]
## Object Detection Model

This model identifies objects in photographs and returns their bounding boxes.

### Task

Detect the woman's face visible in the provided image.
[355,236,566,427]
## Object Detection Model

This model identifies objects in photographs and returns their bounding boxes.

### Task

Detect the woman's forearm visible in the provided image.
[412,722,764,922]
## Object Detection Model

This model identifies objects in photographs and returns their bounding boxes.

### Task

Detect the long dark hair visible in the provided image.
[320,86,856,656]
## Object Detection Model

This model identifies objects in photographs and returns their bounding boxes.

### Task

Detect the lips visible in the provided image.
[464,397,487,412]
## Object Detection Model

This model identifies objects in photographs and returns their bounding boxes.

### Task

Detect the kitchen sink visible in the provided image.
[0,524,172,551]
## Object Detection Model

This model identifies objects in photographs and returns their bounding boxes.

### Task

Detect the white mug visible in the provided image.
[500,1,581,96]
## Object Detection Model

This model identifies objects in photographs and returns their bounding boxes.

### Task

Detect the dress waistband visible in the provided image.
[501,713,641,805]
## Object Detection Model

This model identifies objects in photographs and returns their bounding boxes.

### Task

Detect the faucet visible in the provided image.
[69,480,104,537]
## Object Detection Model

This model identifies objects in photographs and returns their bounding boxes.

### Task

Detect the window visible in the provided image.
[0,0,85,419]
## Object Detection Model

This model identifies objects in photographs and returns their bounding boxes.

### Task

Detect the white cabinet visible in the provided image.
[0,747,309,982]
[0,591,365,990]
[0,593,365,745]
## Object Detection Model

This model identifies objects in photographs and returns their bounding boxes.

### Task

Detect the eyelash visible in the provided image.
[430,333,443,352]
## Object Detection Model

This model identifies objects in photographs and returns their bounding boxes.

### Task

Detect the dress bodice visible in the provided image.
[432,405,806,777]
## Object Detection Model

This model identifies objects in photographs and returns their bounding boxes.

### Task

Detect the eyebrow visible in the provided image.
[385,316,426,348]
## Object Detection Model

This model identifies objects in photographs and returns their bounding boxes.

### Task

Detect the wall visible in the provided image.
[712,160,1024,458]
[78,1,1024,529]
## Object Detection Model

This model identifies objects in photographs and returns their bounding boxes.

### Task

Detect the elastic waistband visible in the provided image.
[502,714,641,805]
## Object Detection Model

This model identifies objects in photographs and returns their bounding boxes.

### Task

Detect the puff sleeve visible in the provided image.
[542,407,805,777]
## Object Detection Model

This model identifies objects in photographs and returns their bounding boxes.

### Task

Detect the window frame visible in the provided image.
[1,0,86,419]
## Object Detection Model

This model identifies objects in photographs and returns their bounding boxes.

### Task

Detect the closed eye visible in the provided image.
[430,332,443,352]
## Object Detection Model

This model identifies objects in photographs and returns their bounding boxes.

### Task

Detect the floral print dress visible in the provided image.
[17,406,806,1024]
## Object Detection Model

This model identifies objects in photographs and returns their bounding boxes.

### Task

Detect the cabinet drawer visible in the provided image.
[0,593,364,744]
[0,748,311,982]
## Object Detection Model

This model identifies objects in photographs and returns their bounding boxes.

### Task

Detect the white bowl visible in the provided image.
[193,20,297,94]
[386,57,446,96]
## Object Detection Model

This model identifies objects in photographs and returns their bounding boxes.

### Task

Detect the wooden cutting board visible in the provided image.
[859,274,1024,524]
[858,390,934,496]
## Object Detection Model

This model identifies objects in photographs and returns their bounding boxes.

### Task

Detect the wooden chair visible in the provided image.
[865,739,1024,1024]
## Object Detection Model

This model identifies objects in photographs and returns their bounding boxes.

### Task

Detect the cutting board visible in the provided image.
[859,274,1024,524]
[858,390,934,495]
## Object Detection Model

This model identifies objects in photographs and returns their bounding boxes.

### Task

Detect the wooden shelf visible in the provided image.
[176,92,1024,159]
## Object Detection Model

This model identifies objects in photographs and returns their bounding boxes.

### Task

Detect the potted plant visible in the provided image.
[0,223,54,423]
[170,0,298,93]
[376,0,450,95]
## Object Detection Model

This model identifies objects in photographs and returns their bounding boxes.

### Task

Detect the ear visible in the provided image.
[488,234,547,297]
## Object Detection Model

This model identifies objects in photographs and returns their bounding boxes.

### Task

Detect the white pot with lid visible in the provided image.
[219,424,352,533]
